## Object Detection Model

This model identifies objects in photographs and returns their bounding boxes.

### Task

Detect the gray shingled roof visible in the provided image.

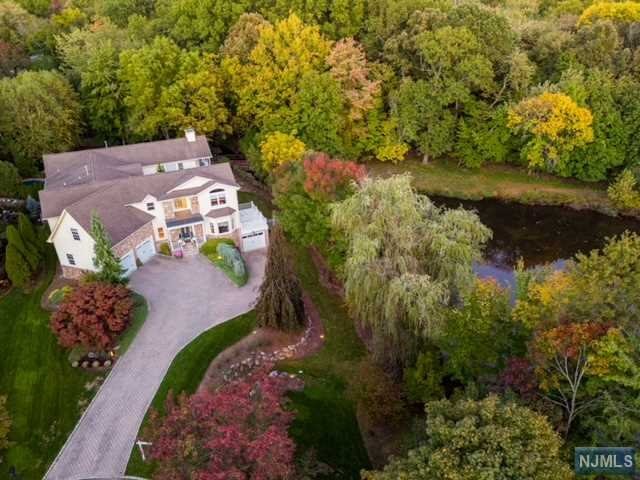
[204,206,237,219]
[43,135,212,190]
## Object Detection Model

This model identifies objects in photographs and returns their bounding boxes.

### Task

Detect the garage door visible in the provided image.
[135,237,156,264]
[242,230,266,252]
[120,251,137,277]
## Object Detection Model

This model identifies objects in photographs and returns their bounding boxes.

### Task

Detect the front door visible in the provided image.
[180,226,193,241]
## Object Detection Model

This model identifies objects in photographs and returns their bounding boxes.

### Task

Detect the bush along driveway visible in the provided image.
[44,252,266,480]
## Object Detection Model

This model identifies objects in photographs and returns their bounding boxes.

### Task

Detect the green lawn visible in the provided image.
[280,246,371,479]
[0,253,149,479]
[0,254,93,479]
[368,158,623,215]
[126,311,257,477]
[117,293,149,354]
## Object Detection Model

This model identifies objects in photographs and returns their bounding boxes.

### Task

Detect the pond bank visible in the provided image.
[368,159,639,218]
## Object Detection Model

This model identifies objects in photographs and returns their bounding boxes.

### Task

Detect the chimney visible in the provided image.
[185,128,196,143]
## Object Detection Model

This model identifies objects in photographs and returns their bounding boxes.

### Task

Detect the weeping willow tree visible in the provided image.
[331,174,491,368]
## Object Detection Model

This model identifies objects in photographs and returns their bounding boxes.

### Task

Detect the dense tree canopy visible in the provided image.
[363,396,573,480]
[0,70,80,175]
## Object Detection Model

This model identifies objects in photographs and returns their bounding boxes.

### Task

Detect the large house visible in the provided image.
[39,129,269,279]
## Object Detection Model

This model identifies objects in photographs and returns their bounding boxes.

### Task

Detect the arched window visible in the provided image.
[209,188,226,207]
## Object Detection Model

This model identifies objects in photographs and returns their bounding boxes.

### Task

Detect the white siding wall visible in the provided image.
[51,213,97,272]
[197,184,240,234]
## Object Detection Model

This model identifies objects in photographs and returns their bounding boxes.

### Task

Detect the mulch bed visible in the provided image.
[41,264,78,311]
[198,290,325,392]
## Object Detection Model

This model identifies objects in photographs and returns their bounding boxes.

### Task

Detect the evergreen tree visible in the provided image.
[6,224,38,271]
[255,225,305,331]
[18,213,42,255]
[5,243,31,288]
[91,213,125,284]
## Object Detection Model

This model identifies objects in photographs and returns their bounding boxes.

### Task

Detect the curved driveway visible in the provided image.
[45,252,265,480]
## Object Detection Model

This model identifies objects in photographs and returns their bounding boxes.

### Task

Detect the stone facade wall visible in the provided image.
[112,222,155,259]
[191,196,200,214]
[62,265,90,280]
[194,223,204,242]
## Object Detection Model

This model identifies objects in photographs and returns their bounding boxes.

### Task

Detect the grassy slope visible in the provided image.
[126,311,257,477]
[368,159,620,215]
[117,293,149,354]
[280,246,371,479]
[0,255,92,479]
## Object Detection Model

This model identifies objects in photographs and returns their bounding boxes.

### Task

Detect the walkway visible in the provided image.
[45,252,266,480]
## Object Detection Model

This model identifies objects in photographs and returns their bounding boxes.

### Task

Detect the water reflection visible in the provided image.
[431,195,640,289]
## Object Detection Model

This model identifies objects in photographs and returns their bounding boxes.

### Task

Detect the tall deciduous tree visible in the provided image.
[331,174,491,367]
[508,91,594,176]
[362,396,573,480]
[255,225,305,331]
[119,37,230,140]
[155,0,250,51]
[91,213,124,284]
[0,70,80,175]
[231,13,331,132]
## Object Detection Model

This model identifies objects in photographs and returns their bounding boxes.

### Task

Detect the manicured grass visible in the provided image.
[280,246,371,479]
[0,253,94,479]
[116,293,149,354]
[125,311,257,477]
[368,158,624,215]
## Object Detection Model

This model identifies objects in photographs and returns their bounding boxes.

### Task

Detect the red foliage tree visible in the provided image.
[500,357,539,401]
[302,153,366,202]
[50,282,134,349]
[147,372,297,480]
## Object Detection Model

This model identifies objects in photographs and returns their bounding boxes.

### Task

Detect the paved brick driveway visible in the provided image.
[45,252,266,480]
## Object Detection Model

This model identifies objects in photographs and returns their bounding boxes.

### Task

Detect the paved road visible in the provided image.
[45,252,265,480]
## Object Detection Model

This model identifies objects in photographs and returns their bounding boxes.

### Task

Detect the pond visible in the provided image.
[432,196,640,288]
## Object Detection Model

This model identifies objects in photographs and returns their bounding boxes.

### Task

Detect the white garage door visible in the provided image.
[135,237,156,264]
[120,251,137,277]
[242,230,266,252]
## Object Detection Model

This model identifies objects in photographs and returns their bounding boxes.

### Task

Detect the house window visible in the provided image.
[199,158,209,167]
[70,228,80,241]
[146,202,155,211]
[210,222,216,234]
[218,221,230,234]
[178,162,184,170]
[209,188,226,207]
[66,253,76,266]
[157,227,165,239]
[174,198,188,210]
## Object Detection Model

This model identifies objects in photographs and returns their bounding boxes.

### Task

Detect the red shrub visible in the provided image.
[147,373,297,480]
[50,282,134,349]
[303,153,366,201]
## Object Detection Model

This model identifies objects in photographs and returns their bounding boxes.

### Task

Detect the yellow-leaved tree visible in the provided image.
[231,13,332,130]
[508,92,594,175]
[260,132,306,172]
[578,1,640,25]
